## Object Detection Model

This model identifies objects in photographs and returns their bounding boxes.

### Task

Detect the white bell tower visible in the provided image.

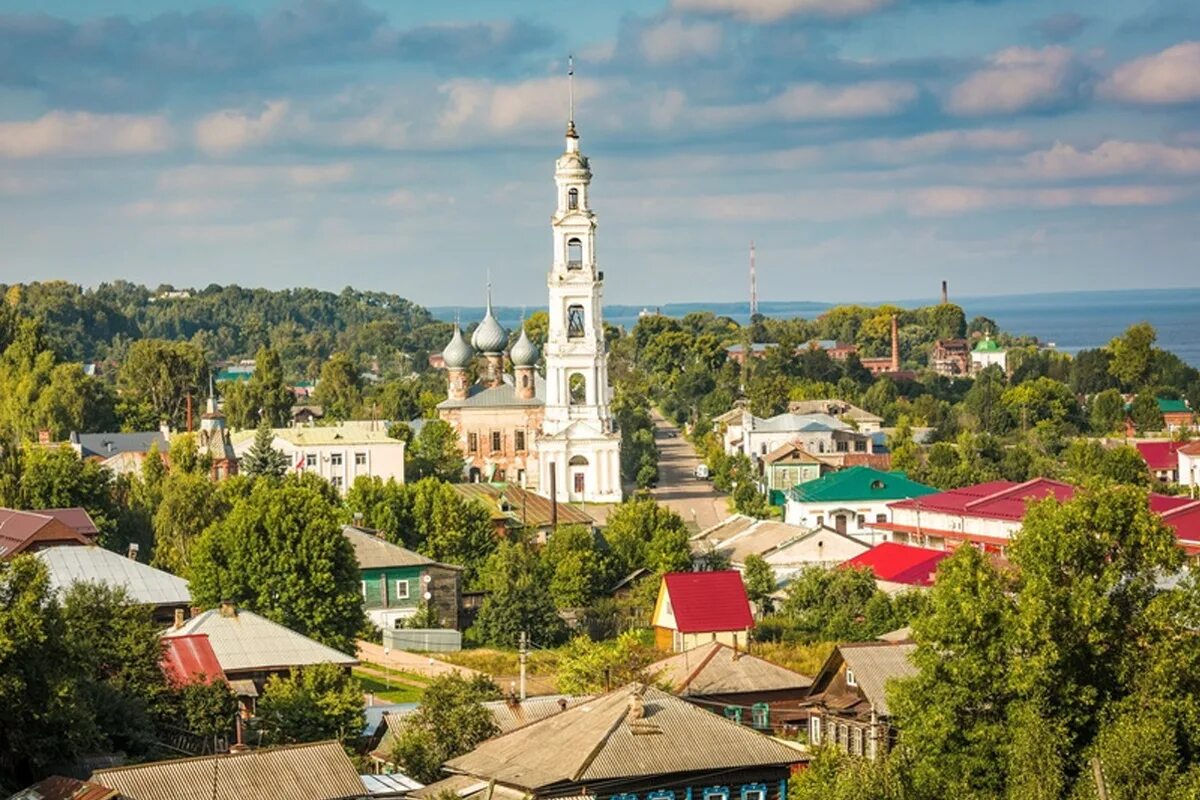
[537,58,622,504]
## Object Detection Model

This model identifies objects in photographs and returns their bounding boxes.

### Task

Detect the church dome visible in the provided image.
[510,327,539,367]
[442,325,474,369]
[470,299,508,354]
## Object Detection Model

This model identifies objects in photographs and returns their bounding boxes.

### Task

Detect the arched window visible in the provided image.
[567,188,579,210]
[569,455,589,466]
[567,304,585,338]
[521,373,530,388]
[569,373,587,405]
[566,238,583,269]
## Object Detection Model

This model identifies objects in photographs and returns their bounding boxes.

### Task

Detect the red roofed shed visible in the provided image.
[652,571,754,653]
[842,542,950,588]
[161,633,226,687]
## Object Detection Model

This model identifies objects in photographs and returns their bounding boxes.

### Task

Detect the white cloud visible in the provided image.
[860,128,1031,161]
[947,46,1081,116]
[0,111,170,158]
[905,184,1185,216]
[673,0,895,22]
[438,76,602,135]
[1101,41,1200,105]
[194,100,290,156]
[698,81,917,127]
[1021,139,1200,179]
[156,163,354,192]
[638,18,723,64]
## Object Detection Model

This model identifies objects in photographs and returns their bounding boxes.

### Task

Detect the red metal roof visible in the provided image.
[1162,501,1200,546]
[40,507,100,537]
[161,633,226,686]
[842,542,950,586]
[662,571,754,633]
[1136,441,1186,472]
[0,508,92,557]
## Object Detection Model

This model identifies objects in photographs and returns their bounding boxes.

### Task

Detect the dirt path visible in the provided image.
[356,641,482,679]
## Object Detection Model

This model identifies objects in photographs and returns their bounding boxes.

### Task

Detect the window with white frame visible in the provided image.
[702,787,730,800]
[305,453,317,467]
[846,669,857,687]
[740,784,767,800]
[647,792,674,800]
[331,453,343,466]
[355,452,367,466]
[394,579,410,599]
[809,716,822,745]
[331,476,343,489]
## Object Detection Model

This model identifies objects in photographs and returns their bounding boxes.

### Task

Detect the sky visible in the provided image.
[2,0,1200,308]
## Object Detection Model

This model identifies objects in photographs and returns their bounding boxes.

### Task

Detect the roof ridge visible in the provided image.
[569,690,638,781]
[962,478,1054,509]
[94,740,340,773]
[679,642,725,690]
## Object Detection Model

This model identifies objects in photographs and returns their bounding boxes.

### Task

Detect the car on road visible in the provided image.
[693,464,710,480]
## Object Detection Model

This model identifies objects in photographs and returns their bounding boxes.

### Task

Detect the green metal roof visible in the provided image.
[789,466,938,504]
[1158,398,1191,414]
[973,337,1002,353]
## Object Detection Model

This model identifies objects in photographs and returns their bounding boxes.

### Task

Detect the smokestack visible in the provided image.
[126,542,140,560]
[941,280,948,305]
[890,314,900,372]
[219,600,237,618]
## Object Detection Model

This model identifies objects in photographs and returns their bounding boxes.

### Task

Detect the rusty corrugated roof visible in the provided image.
[6,776,117,800]
[91,741,364,800]
[161,634,226,686]
[451,483,593,528]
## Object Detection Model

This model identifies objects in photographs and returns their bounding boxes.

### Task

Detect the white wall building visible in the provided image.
[232,425,405,495]
[722,409,874,465]
[1181,443,1200,489]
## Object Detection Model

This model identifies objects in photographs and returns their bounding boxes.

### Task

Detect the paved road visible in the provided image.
[649,410,730,532]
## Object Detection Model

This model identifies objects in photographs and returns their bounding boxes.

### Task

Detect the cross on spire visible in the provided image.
[566,55,577,138]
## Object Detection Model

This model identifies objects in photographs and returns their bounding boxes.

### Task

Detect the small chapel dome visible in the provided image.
[471,301,508,354]
[510,327,539,367]
[442,325,474,369]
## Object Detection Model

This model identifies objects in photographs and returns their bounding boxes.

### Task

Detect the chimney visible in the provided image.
[557,698,568,712]
[627,690,645,722]
[219,600,237,618]
[229,714,249,754]
[890,314,900,372]
[941,280,948,305]
[126,542,140,560]
[159,422,172,439]
[173,607,185,629]
[38,429,51,445]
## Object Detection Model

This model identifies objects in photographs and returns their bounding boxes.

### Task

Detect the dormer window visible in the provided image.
[568,188,579,210]
[846,669,857,687]
[567,238,583,269]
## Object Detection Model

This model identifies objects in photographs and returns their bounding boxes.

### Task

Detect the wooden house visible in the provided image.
[652,571,754,652]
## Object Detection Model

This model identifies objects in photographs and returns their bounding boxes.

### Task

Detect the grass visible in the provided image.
[752,640,837,678]
[353,666,429,704]
[434,647,563,677]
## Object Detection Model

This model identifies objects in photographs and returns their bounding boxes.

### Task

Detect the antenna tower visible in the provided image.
[748,240,758,318]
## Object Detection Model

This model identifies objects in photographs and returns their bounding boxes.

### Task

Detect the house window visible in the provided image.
[702,787,730,800]
[331,476,343,490]
[574,472,585,494]
[567,188,579,210]
[394,580,410,600]
[740,785,768,800]
[854,440,866,452]
[815,515,824,527]
[850,726,863,756]
[836,440,848,452]
[305,453,317,467]
[751,703,770,730]
[495,469,506,481]
[468,433,478,453]
[846,669,857,687]
[491,431,502,452]
[567,238,583,269]
[810,716,822,745]
[355,452,367,466]
[567,304,585,338]
[331,453,343,466]
[569,373,587,405]
[876,513,887,523]
[515,430,526,451]
[857,514,866,527]
[723,706,743,724]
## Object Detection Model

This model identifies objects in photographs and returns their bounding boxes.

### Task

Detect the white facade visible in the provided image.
[723,410,873,463]
[886,505,1021,549]
[231,425,405,495]
[535,118,622,504]
[783,499,894,543]
[1181,447,1200,489]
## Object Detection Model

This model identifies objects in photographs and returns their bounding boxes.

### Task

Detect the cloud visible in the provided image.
[194,100,291,155]
[0,111,170,158]
[156,162,354,191]
[904,184,1185,215]
[638,18,723,64]
[1020,139,1200,179]
[1101,41,1200,105]
[860,128,1030,160]
[947,46,1085,116]
[1031,12,1088,43]
[697,80,918,127]
[437,76,601,135]
[672,0,896,23]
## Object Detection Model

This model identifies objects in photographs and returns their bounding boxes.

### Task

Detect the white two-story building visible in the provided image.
[232,424,406,494]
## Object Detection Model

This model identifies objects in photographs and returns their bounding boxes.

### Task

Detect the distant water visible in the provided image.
[431,287,1200,368]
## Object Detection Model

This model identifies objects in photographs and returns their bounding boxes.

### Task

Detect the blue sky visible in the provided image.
[2,0,1200,307]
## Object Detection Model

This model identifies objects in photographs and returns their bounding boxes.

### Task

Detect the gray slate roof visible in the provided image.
[445,684,800,790]
[835,642,917,716]
[37,546,190,606]
[70,430,167,459]
[749,412,851,434]
[437,375,545,409]
[343,526,439,569]
[649,642,812,695]
[91,741,364,800]
[164,607,357,673]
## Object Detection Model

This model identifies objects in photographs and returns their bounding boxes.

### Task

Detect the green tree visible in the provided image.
[169,680,239,743]
[1088,388,1126,434]
[1130,392,1163,433]
[15,444,120,544]
[542,524,611,610]
[747,372,790,417]
[118,339,208,429]
[390,673,500,784]
[474,539,567,648]
[555,631,663,695]
[0,556,89,786]
[240,421,289,478]
[887,415,921,476]
[255,663,364,746]
[777,566,904,643]
[407,419,465,482]
[602,498,691,576]
[1107,322,1158,389]
[189,476,364,653]
[742,554,776,613]
[313,353,362,420]
[151,471,229,576]
[246,347,294,427]
[962,365,1009,435]
[1071,348,1117,395]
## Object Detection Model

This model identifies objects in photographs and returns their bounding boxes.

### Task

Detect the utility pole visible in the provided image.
[518,631,528,701]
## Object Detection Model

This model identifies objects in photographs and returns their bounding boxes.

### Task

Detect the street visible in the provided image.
[648,410,730,532]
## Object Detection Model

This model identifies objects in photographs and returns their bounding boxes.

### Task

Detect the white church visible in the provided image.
[436,89,622,505]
